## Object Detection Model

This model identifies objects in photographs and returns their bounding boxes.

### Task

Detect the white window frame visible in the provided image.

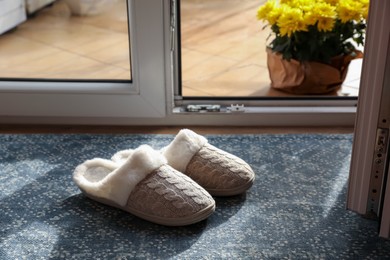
[160,0,358,126]
[0,0,166,119]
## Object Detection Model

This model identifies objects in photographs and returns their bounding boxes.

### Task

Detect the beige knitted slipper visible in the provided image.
[112,130,255,196]
[73,145,215,226]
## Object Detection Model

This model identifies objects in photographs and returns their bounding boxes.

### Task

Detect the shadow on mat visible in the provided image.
[0,166,246,259]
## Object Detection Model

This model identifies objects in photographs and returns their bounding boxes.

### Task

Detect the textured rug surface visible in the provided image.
[1,133,390,259]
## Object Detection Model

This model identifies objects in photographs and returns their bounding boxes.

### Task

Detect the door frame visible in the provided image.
[346,0,390,238]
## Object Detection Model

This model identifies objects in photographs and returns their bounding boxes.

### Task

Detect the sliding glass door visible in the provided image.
[0,0,166,118]
[0,0,380,127]
[178,0,364,99]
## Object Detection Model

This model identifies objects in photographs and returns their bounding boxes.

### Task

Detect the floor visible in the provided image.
[5,132,385,259]
[0,0,131,80]
[0,0,362,97]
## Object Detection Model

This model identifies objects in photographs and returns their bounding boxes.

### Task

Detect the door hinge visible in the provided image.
[367,128,389,217]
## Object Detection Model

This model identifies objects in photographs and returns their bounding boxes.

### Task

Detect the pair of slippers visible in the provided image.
[73,129,255,226]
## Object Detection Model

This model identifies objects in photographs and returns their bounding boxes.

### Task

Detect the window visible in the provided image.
[0,0,131,81]
[177,0,363,100]
[0,0,166,119]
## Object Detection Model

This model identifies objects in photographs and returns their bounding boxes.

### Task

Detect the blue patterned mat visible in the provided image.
[0,133,389,259]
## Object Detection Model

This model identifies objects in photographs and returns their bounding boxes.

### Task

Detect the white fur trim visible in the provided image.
[111,149,134,164]
[161,129,207,172]
[73,145,166,207]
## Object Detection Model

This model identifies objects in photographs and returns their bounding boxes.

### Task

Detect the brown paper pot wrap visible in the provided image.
[266,48,362,95]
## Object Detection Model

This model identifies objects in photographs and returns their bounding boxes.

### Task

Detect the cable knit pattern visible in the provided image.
[186,143,255,195]
[126,165,214,219]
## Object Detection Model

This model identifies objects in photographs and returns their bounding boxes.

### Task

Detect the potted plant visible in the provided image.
[257,0,368,94]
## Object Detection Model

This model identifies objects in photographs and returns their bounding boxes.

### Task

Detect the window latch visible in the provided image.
[227,104,245,113]
[184,104,246,113]
[186,104,221,112]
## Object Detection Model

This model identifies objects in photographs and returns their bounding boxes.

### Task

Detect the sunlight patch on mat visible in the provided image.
[0,160,59,199]
[322,159,350,218]
[1,221,58,259]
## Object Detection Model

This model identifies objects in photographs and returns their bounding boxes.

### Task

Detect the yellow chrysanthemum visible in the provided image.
[312,2,337,19]
[256,0,368,63]
[279,0,291,4]
[280,0,311,11]
[284,0,299,8]
[277,7,307,37]
[337,0,363,22]
[301,2,316,13]
[359,0,370,20]
[301,2,336,27]
[290,0,315,12]
[257,1,276,21]
[303,11,319,26]
[323,0,339,6]
[267,7,283,25]
[317,17,336,31]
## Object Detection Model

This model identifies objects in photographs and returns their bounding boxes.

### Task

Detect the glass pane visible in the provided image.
[0,0,131,81]
[180,0,363,97]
